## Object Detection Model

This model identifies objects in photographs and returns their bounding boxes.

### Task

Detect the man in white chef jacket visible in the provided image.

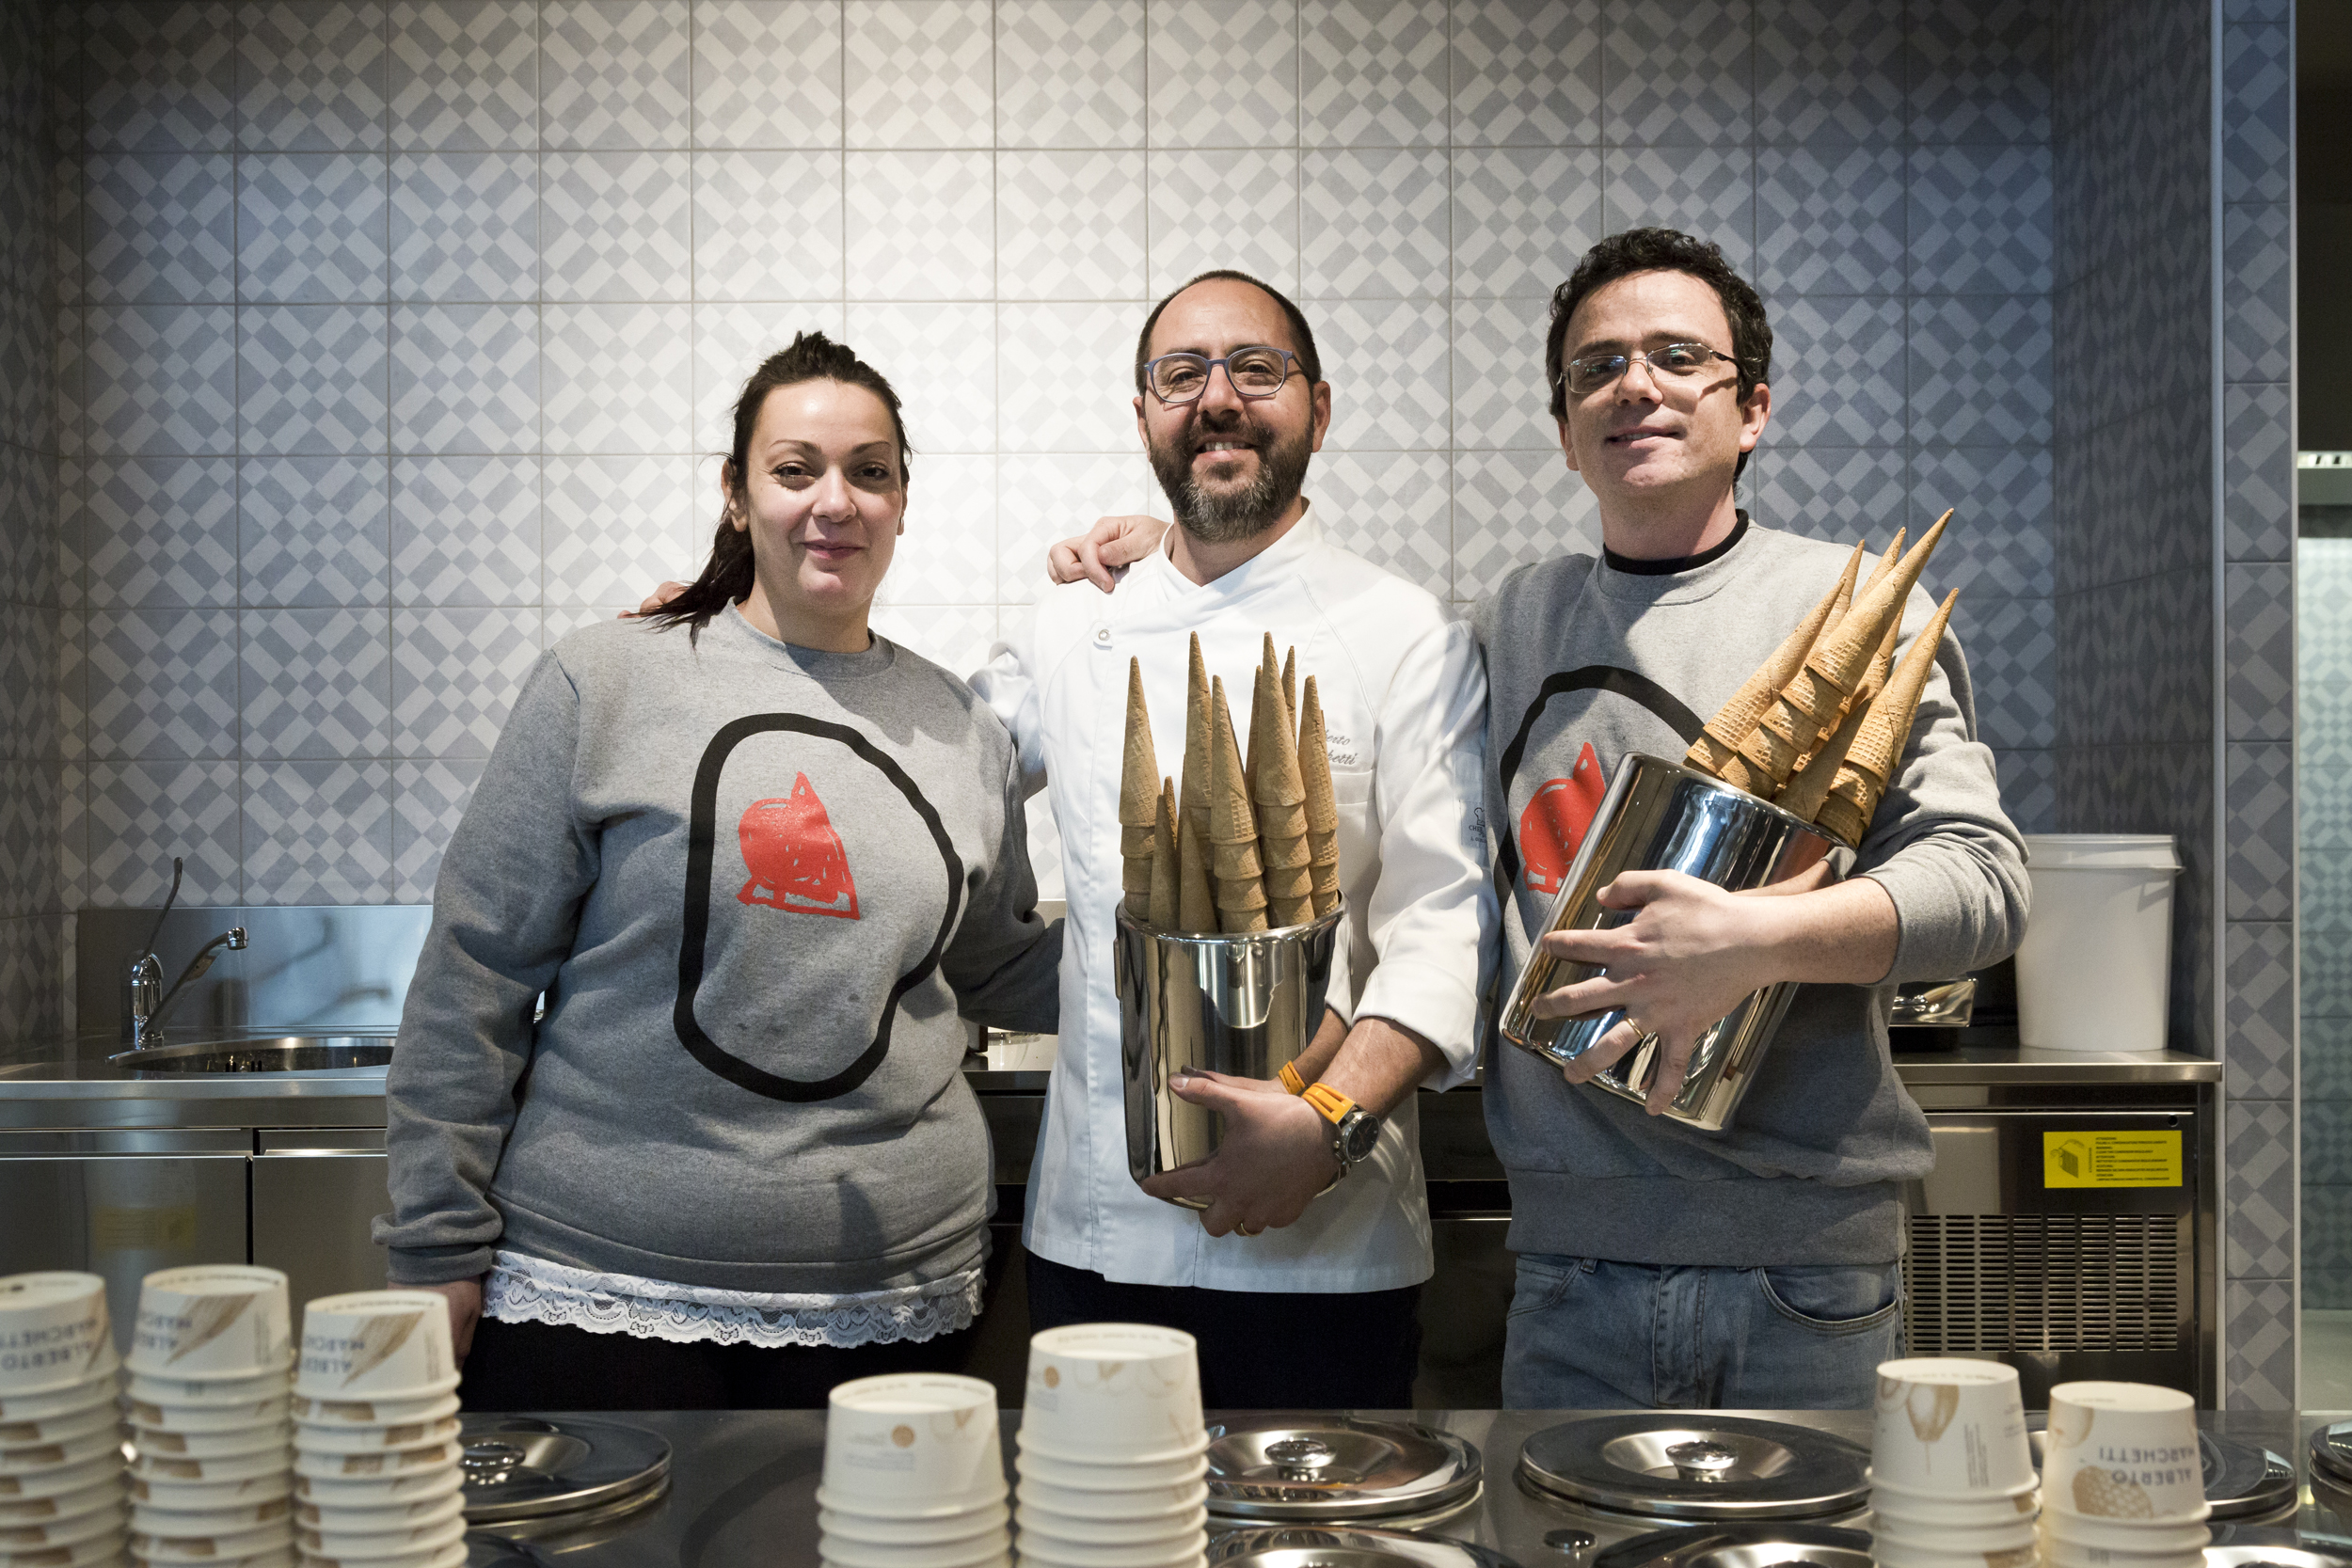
[968,271,1491,1408]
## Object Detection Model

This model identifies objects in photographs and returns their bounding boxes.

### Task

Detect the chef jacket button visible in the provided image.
[1092,626,1112,646]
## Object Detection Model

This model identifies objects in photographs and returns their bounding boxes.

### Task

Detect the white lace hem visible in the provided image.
[481,1250,984,1351]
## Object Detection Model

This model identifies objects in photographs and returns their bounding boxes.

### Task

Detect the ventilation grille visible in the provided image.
[1906,1214,2181,1354]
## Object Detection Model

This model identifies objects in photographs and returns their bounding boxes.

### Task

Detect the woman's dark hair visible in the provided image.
[1544,228,1772,478]
[648,331,913,638]
[1133,269,1322,393]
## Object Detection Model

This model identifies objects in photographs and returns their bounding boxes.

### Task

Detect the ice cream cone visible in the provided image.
[1208,677,1268,931]
[1816,589,1959,846]
[1148,779,1179,929]
[1298,676,1342,915]
[1182,634,1213,852]
[1177,810,1216,933]
[1252,661,1315,927]
[1120,657,1159,915]
[1281,646,1297,736]
[1857,528,1904,599]
[1685,541,1862,781]
[1774,600,1908,820]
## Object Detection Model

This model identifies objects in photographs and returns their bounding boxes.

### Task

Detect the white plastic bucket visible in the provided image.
[2015,834,2180,1052]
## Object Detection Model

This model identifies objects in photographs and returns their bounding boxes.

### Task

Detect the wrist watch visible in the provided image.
[1301,1083,1382,1173]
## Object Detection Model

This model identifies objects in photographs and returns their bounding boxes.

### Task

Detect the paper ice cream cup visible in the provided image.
[286,1390,455,1428]
[293,1295,453,1401]
[289,1416,459,1456]
[0,1275,115,1398]
[1870,1357,2034,1496]
[2042,1382,2208,1526]
[821,1373,1004,1513]
[1019,1324,1203,1464]
[129,1269,291,1383]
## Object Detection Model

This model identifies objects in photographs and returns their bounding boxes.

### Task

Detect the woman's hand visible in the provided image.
[627,581,690,618]
[1047,515,1170,591]
[423,1278,485,1365]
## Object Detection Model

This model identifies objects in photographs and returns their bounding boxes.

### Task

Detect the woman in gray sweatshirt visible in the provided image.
[373,333,1062,1409]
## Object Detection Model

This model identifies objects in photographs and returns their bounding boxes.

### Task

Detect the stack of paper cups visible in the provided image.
[816,1373,1009,1568]
[0,1273,128,1568]
[1868,1358,2040,1568]
[289,1293,464,1568]
[1013,1324,1207,1568]
[123,1266,297,1568]
[2038,1382,2209,1568]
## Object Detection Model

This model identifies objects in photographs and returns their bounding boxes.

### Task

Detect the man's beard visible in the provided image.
[1147,414,1313,545]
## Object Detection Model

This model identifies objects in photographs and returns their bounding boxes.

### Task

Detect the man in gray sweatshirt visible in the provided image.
[1476,229,2027,1409]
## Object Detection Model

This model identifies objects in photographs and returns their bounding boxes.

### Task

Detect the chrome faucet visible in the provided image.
[122,927,247,1051]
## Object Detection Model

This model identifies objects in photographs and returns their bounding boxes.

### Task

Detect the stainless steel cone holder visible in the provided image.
[1117,901,1346,1208]
[1497,753,1835,1132]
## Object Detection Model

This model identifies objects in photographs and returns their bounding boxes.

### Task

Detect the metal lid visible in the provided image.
[1590,1524,1874,1568]
[1205,1418,1481,1523]
[1517,1416,1868,1521]
[457,1415,670,1525]
[2201,1432,2296,1521]
[2314,1420,2352,1491]
[1208,1525,1518,1567]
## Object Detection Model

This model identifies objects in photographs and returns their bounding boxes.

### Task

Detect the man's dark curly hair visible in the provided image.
[1544,228,1772,478]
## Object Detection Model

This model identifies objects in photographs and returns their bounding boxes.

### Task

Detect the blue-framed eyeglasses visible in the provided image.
[1139,345,1300,404]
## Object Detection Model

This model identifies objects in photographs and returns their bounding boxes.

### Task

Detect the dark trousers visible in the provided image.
[1024,1251,1422,1410]
[459,1316,979,1411]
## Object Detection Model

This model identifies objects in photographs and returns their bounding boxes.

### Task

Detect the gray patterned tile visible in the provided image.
[86,607,239,758]
[1449,147,1600,299]
[691,150,842,301]
[1984,746,2052,834]
[2224,383,2291,562]
[390,303,537,453]
[1449,0,1599,148]
[86,150,234,303]
[54,303,87,461]
[390,453,539,603]
[842,302,996,455]
[1302,149,1448,297]
[2221,19,2289,203]
[86,2,235,152]
[1146,148,1300,298]
[877,454,994,608]
[1603,0,1752,145]
[0,291,51,455]
[2223,1279,2294,1412]
[999,150,1148,302]
[694,0,843,150]
[237,2,387,151]
[84,455,237,609]
[1753,446,1905,549]
[1906,0,2048,144]
[87,303,237,455]
[1765,298,1903,445]
[2226,1099,2295,1278]
[1449,295,1555,452]
[243,759,393,903]
[238,151,389,302]
[1452,447,1597,600]
[995,452,1157,603]
[389,0,538,150]
[1908,445,2053,597]
[0,603,58,767]
[846,0,993,149]
[391,754,485,899]
[56,608,86,767]
[997,0,1145,150]
[691,302,849,457]
[997,301,1149,455]
[241,607,392,757]
[390,606,540,754]
[2225,920,2293,1100]
[59,758,87,908]
[0,760,59,919]
[2312,1098,2352,1186]
[1907,295,2050,447]
[2223,203,2290,384]
[2225,562,2292,743]
[1755,0,1901,146]
[240,453,390,605]
[1602,146,1754,273]
[1301,0,1444,148]
[1755,147,1904,295]
[2312,1015,2352,1103]
[1307,450,1447,587]
[845,150,993,300]
[542,302,691,452]
[1908,144,2050,296]
[390,150,537,300]
[87,759,242,904]
[1148,0,1298,149]
[0,913,64,1047]
[541,150,691,302]
[541,0,691,150]
[1310,298,1447,451]
[1947,594,2054,750]
[2226,741,2293,922]
[544,454,694,605]
[238,304,389,454]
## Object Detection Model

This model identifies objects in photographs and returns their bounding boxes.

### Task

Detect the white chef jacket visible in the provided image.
[969,505,1493,1291]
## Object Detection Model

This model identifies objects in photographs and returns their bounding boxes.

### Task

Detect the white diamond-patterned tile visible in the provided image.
[845,150,994,302]
[1452,448,1595,601]
[85,2,237,153]
[1301,150,1447,298]
[85,454,237,609]
[243,759,394,903]
[1450,0,1599,147]
[241,607,392,758]
[997,301,1150,455]
[1753,446,1905,548]
[86,606,240,758]
[692,151,843,301]
[390,150,537,300]
[1767,297,1904,446]
[847,0,993,149]
[1753,0,1902,145]
[544,454,696,605]
[86,150,235,303]
[693,0,843,150]
[2225,1099,2295,1277]
[867,605,998,682]
[87,303,237,456]
[996,451,1159,604]
[880,453,995,608]
[391,303,538,453]
[1756,147,1905,296]
[545,604,638,642]
[996,0,1145,150]
[391,453,540,604]
[236,1,388,151]
[238,304,389,454]
[1602,146,1754,273]
[392,754,486,898]
[1450,296,1554,452]
[87,760,243,905]
[1907,144,2052,296]
[544,302,693,453]
[1450,148,1601,299]
[691,302,850,456]
[844,302,996,455]
[542,150,691,302]
[1148,0,1298,148]
[1301,0,1444,148]
[1145,149,1299,299]
[241,453,390,605]
[1602,0,1751,144]
[998,150,1147,302]
[2222,1279,2293,1413]
[1310,299,1447,452]
[392,606,541,755]
[2225,919,2294,1100]
[541,0,691,150]
[1309,451,1447,590]
[389,0,538,150]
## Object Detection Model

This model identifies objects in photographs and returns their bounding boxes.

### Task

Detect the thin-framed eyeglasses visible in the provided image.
[1140,345,1300,404]
[1557,341,1747,398]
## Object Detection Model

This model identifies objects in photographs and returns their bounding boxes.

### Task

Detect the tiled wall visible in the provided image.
[2305,537,2352,1312]
[43,0,2062,920]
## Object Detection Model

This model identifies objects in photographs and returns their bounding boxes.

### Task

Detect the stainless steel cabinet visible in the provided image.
[251,1130,389,1311]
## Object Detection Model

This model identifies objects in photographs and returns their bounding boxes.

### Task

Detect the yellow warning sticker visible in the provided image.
[2042,1131,2183,1188]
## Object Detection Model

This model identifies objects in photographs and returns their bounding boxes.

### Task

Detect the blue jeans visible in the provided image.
[1502,1254,1904,1409]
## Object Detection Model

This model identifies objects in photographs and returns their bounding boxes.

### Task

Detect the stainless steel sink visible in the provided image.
[108,1035,396,1073]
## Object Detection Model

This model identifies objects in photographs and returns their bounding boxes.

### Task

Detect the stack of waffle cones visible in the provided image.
[1118,635,1342,936]
[1681,511,1961,847]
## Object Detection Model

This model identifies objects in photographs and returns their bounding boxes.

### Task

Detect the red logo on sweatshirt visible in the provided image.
[1518,743,1605,895]
[737,773,861,920]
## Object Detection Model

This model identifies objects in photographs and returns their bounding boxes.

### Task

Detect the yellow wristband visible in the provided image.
[1279,1062,1306,1095]
[1301,1083,1358,1127]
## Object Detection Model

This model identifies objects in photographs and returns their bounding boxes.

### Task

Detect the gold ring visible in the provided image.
[1238,1224,1264,1238]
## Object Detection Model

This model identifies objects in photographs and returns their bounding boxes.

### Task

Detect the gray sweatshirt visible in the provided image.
[1473,520,2027,1267]
[374,607,1062,1294]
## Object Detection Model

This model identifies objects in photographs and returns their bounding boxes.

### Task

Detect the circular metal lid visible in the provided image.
[1592,1526,1874,1568]
[1207,1525,1518,1567]
[1205,1418,1482,1523]
[2204,1546,2352,1568]
[2314,1421,2352,1490]
[457,1415,670,1525]
[2201,1432,2297,1521]
[1516,1416,1868,1521]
